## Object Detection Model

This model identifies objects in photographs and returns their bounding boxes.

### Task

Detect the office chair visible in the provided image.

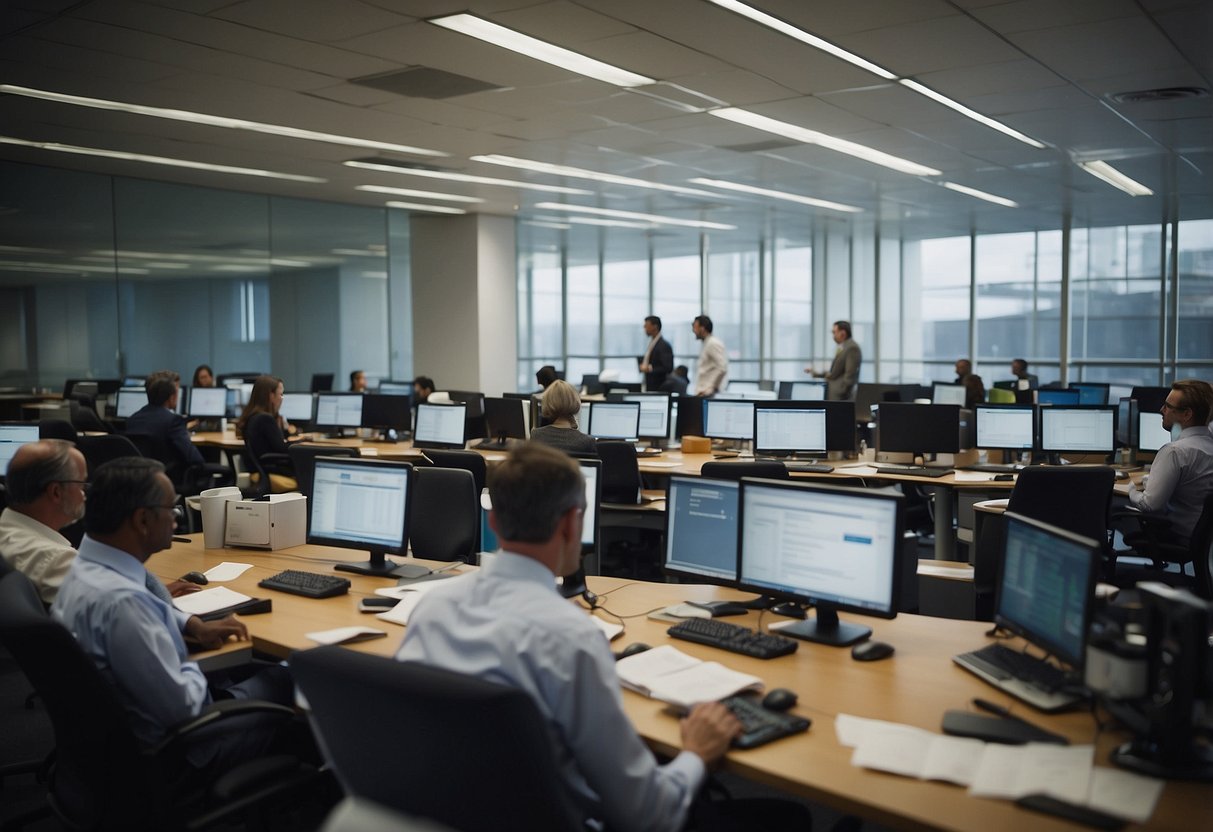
[596,440,642,505]
[1006,466,1115,549]
[320,797,455,832]
[38,419,78,443]
[987,387,1017,404]
[292,647,582,832]
[1112,492,1213,596]
[700,460,789,481]
[76,434,142,476]
[409,467,478,563]
[0,571,321,832]
[417,449,487,494]
[287,444,359,502]
[240,437,295,497]
[68,398,112,434]
[125,432,236,501]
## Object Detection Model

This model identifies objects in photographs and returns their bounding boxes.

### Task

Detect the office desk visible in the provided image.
[151,536,1208,831]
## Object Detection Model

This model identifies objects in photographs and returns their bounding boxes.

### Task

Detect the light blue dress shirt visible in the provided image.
[396,551,706,832]
[1129,425,1213,540]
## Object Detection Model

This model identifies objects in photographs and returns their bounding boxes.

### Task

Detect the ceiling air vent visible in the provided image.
[1108,87,1208,104]
[351,67,504,99]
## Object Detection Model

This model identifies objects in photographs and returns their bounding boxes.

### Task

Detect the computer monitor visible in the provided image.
[738,479,902,646]
[663,476,740,585]
[122,375,145,388]
[447,390,486,441]
[573,400,591,433]
[1137,411,1172,453]
[413,402,467,449]
[378,380,413,396]
[1130,386,1170,414]
[614,392,671,440]
[932,383,967,406]
[702,399,754,441]
[587,401,641,440]
[579,458,601,557]
[753,405,827,456]
[579,373,603,395]
[675,395,706,439]
[361,393,412,436]
[114,388,146,419]
[727,380,761,394]
[0,423,40,474]
[279,392,315,424]
[224,387,241,419]
[1037,388,1081,406]
[974,404,1036,452]
[875,402,961,458]
[1116,397,1138,448]
[174,385,188,416]
[994,513,1099,671]
[777,381,827,401]
[1069,383,1110,405]
[315,393,363,431]
[1039,406,1116,455]
[483,397,530,446]
[310,373,335,393]
[854,383,910,422]
[732,389,779,401]
[309,456,421,578]
[188,386,227,418]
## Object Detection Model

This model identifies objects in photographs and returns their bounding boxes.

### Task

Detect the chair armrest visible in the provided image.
[152,699,296,754]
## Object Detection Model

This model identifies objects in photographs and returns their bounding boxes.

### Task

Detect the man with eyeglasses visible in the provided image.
[1127,379,1213,541]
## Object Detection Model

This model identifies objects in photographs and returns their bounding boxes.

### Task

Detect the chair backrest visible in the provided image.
[595,440,641,504]
[988,387,1017,404]
[39,419,78,443]
[292,647,581,832]
[69,400,111,434]
[124,431,181,482]
[418,449,487,494]
[1190,492,1213,600]
[241,439,271,499]
[1007,466,1114,547]
[0,572,170,829]
[699,460,789,481]
[76,434,141,478]
[409,467,478,563]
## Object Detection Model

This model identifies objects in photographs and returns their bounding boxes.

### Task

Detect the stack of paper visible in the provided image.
[616,645,762,709]
[172,586,252,615]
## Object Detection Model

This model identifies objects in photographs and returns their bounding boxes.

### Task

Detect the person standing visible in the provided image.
[692,315,728,397]
[808,320,861,400]
[639,316,674,391]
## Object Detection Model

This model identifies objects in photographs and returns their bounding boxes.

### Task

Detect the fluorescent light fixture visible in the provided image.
[533,202,735,230]
[564,217,655,229]
[689,177,862,213]
[384,201,467,215]
[705,0,896,80]
[899,80,1045,149]
[470,155,715,196]
[344,160,591,194]
[0,135,325,182]
[356,184,484,203]
[709,108,941,176]
[429,14,655,88]
[524,220,573,230]
[1078,160,1154,197]
[0,84,445,157]
[941,182,1018,208]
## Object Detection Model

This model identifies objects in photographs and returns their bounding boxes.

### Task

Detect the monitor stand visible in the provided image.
[777,606,871,646]
[335,549,430,579]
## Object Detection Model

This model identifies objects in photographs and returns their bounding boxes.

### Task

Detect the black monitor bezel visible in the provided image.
[752,403,828,456]
[609,391,672,440]
[483,396,530,441]
[279,391,316,425]
[308,456,414,575]
[875,402,961,456]
[587,401,641,440]
[931,382,968,406]
[701,398,755,441]
[360,392,412,431]
[974,403,1037,452]
[412,402,468,449]
[1137,410,1172,453]
[188,386,229,418]
[662,474,740,586]
[1038,405,1117,454]
[314,392,364,430]
[113,387,147,419]
[578,457,602,557]
[1116,397,1138,448]
[777,380,827,400]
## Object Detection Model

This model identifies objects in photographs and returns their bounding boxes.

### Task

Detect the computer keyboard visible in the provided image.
[783,461,835,473]
[721,694,811,749]
[258,569,351,599]
[953,643,1082,712]
[959,463,1024,473]
[667,618,798,660]
[873,465,953,478]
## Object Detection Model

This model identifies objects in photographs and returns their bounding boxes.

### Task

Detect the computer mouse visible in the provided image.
[617,642,651,660]
[851,640,894,662]
[181,571,209,586]
[761,688,798,712]
[993,473,1015,482]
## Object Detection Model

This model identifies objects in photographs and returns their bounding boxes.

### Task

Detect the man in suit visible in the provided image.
[1010,358,1039,389]
[124,370,205,482]
[808,320,862,401]
[639,315,674,391]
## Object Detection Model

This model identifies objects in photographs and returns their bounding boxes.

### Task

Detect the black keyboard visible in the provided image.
[873,465,953,478]
[722,694,811,749]
[963,643,1068,690]
[258,569,350,599]
[959,463,1023,473]
[668,618,798,660]
[783,461,835,473]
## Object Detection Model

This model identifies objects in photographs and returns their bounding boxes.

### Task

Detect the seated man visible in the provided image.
[52,457,300,782]
[1128,379,1213,541]
[124,370,206,481]
[398,444,802,832]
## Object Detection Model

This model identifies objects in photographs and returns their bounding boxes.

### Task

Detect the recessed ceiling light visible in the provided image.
[900,80,1045,149]
[534,202,735,230]
[0,135,325,182]
[384,201,467,215]
[709,108,941,176]
[1078,160,1154,197]
[356,184,484,203]
[0,84,446,157]
[344,160,591,194]
[429,14,655,88]
[689,177,862,213]
[524,220,573,230]
[940,182,1018,208]
[471,155,716,196]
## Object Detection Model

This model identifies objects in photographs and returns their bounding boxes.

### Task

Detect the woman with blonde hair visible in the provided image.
[528,379,597,455]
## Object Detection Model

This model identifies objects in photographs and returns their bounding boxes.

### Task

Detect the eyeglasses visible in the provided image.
[1161,400,1189,412]
[54,480,90,493]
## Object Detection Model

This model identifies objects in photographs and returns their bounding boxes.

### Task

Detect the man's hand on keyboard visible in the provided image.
[681,701,741,765]
[185,614,249,650]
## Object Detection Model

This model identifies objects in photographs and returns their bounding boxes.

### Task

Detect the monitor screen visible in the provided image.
[738,480,901,646]
[932,383,967,406]
[189,386,227,418]
[484,397,530,441]
[446,391,485,418]
[702,399,754,441]
[975,404,1036,451]
[114,388,146,419]
[413,402,467,448]
[754,406,827,455]
[778,380,827,401]
[575,401,592,434]
[1069,383,1110,406]
[619,393,671,439]
[996,513,1098,669]
[0,424,40,473]
[122,375,145,388]
[279,392,315,423]
[1116,397,1137,448]
[310,457,413,575]
[876,402,960,455]
[578,458,601,554]
[675,395,705,439]
[378,380,413,396]
[1037,388,1081,406]
[663,476,739,584]
[174,385,188,416]
[588,402,640,440]
[1137,412,1172,453]
[725,380,760,393]
[1039,406,1116,454]
[315,393,363,428]
[361,393,411,431]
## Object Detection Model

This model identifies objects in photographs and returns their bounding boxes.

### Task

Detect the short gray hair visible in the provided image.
[5,439,77,506]
[490,443,584,544]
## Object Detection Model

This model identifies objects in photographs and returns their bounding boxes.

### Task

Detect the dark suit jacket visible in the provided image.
[643,336,674,390]
[124,404,205,477]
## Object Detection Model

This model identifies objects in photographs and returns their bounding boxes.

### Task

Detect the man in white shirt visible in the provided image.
[693,314,729,397]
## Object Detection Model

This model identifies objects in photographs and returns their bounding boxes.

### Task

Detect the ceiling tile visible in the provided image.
[212,0,415,43]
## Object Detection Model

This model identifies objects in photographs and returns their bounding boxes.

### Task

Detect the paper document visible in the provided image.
[970,743,1094,803]
[639,461,682,468]
[850,722,985,786]
[202,561,254,582]
[305,626,387,646]
[592,616,624,641]
[916,563,974,579]
[372,578,459,626]
[952,471,996,482]
[615,644,762,708]
[173,586,252,615]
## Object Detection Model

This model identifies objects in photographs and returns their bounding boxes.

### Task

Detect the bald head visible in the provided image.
[6,439,88,531]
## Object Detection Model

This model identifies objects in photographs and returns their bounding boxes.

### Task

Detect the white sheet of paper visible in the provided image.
[592,616,624,641]
[969,744,1028,799]
[916,563,975,579]
[375,593,427,626]
[850,723,936,778]
[951,471,996,482]
[202,561,254,581]
[1016,744,1094,804]
[1086,767,1165,823]
[921,736,986,786]
[834,713,907,748]
[305,626,386,645]
[172,586,252,615]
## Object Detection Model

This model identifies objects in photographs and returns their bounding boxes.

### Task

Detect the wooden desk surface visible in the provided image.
[151,536,1209,831]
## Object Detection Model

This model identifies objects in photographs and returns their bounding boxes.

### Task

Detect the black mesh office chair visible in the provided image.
[39,419,78,443]
[0,571,321,832]
[1112,492,1213,596]
[76,434,142,476]
[125,432,235,500]
[292,647,582,832]
[699,460,789,481]
[596,440,641,505]
[240,436,294,498]
[417,449,487,494]
[408,467,478,563]
[68,399,111,434]
[1006,466,1115,547]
